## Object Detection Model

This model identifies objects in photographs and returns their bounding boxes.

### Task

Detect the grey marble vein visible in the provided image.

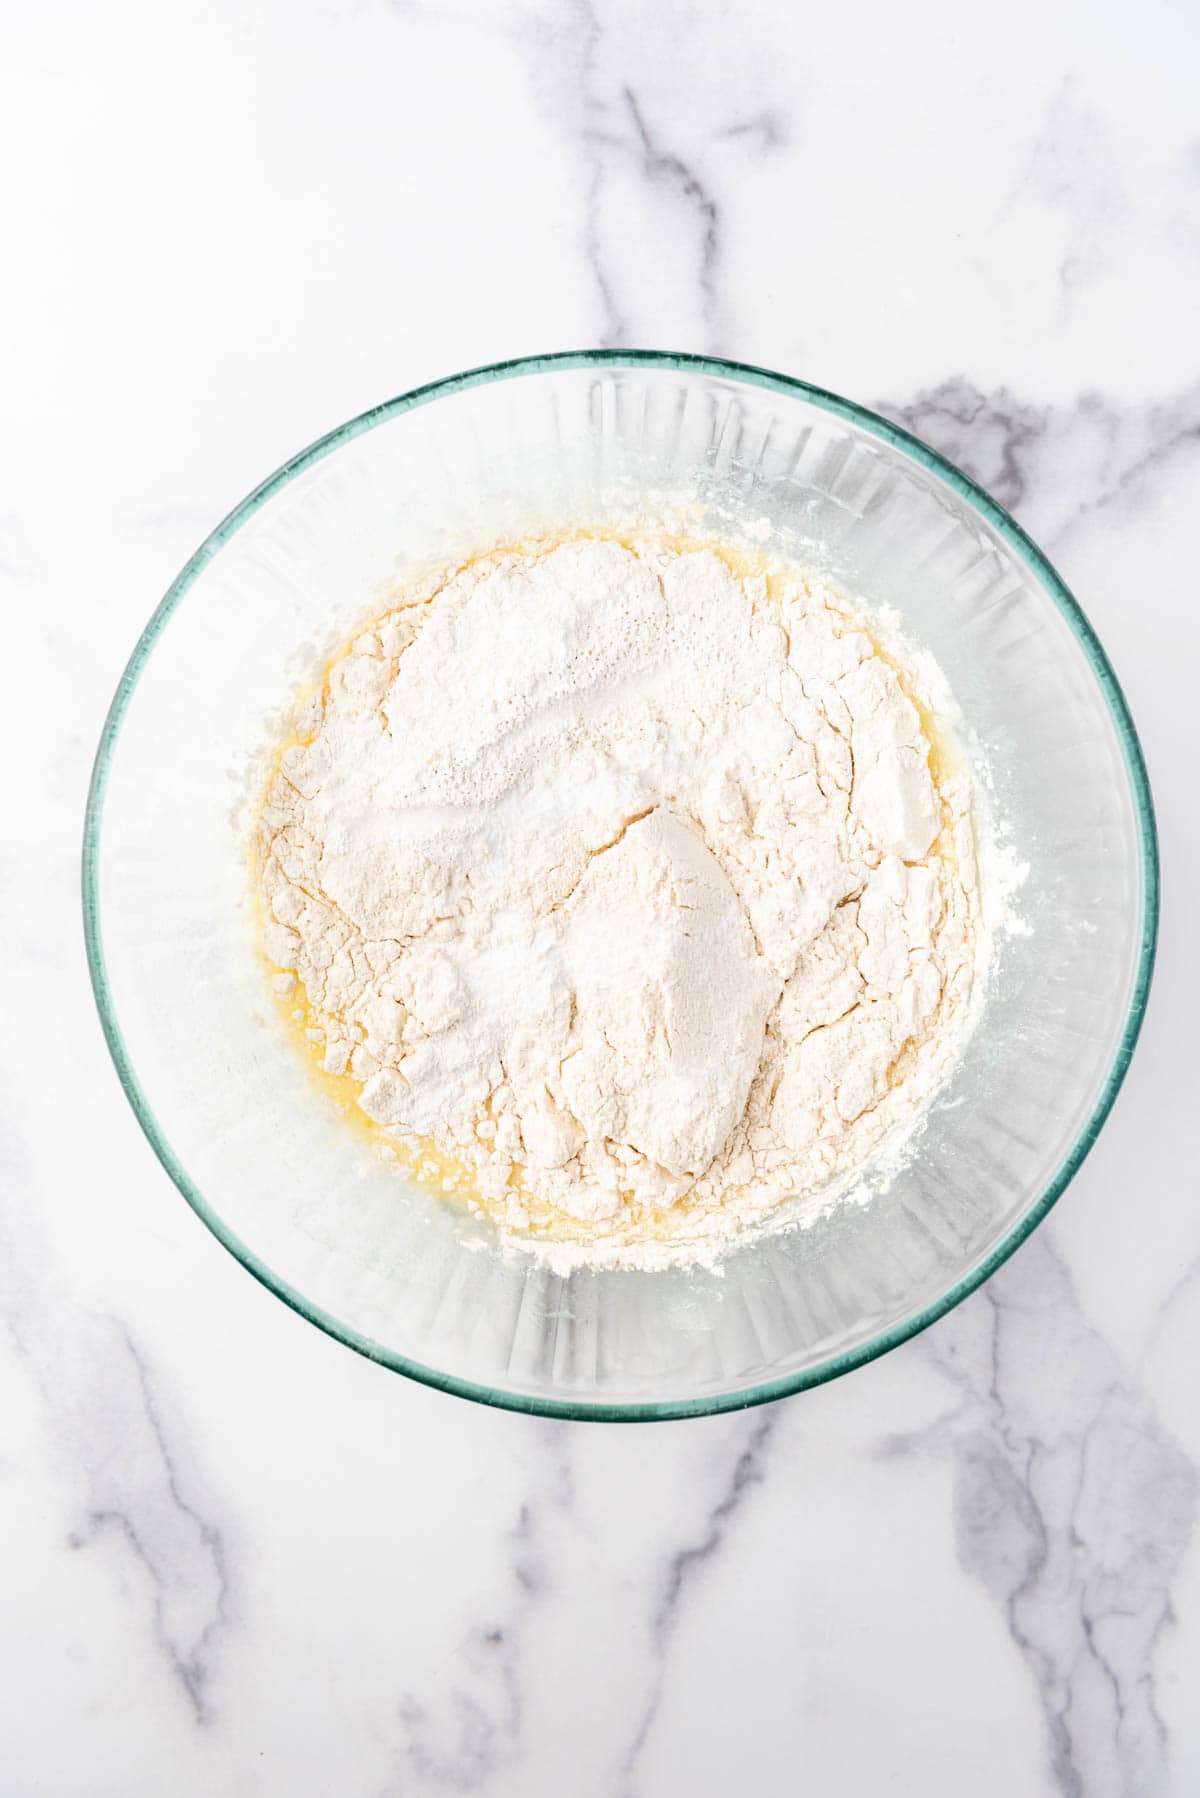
[1144,1252,1200,1357]
[0,1124,233,1725]
[883,377,1049,515]
[888,1234,1198,1797]
[66,1325,233,1723]
[879,377,1200,550]
[618,83,721,348]
[386,1421,574,1792]
[520,0,787,354]
[618,1409,778,1797]
[570,0,629,349]
[718,110,786,151]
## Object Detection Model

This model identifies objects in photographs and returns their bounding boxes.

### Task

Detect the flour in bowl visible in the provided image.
[257,534,984,1268]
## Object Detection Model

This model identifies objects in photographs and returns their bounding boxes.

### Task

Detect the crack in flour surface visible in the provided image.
[258,534,984,1269]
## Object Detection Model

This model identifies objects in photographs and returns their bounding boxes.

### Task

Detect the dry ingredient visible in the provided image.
[258,534,983,1269]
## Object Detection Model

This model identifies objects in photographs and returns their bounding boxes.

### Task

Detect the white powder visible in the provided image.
[258,535,983,1269]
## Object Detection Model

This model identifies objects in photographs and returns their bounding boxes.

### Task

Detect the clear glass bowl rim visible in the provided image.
[81,349,1160,1422]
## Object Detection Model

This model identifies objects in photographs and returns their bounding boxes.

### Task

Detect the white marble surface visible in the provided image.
[3,0,1199,1791]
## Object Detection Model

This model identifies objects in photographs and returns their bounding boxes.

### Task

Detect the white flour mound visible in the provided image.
[259,536,983,1269]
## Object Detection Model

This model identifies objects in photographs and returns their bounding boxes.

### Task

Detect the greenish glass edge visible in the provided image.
[81,348,1160,1423]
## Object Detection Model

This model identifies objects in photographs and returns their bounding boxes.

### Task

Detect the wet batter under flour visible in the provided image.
[258,534,983,1269]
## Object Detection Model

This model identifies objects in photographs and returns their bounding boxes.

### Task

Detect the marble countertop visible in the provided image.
[5,1,1199,1792]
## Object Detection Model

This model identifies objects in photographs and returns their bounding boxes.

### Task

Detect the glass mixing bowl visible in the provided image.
[83,352,1157,1419]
